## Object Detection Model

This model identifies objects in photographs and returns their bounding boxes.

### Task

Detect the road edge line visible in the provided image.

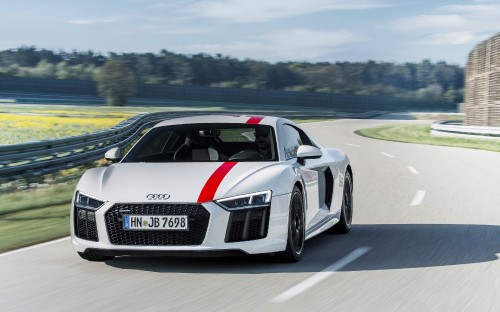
[0,237,70,258]
[271,246,372,303]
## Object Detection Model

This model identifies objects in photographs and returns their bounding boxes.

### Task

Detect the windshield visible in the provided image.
[122,123,278,163]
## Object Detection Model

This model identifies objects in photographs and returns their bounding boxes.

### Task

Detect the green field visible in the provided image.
[0,183,75,252]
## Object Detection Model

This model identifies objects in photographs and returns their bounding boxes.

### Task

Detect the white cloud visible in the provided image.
[398,15,467,30]
[139,15,215,34]
[145,3,167,9]
[139,24,213,35]
[439,4,500,19]
[68,18,119,25]
[183,0,390,23]
[396,2,500,46]
[143,1,196,10]
[178,29,362,61]
[417,32,477,46]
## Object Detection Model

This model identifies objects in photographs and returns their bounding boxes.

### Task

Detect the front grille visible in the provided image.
[75,208,99,242]
[105,203,210,246]
[225,207,270,242]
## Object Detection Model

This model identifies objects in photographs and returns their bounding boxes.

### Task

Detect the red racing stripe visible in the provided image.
[197,162,238,203]
[246,115,264,124]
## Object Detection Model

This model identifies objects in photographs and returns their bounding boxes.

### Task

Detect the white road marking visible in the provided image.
[410,191,426,206]
[271,247,372,303]
[346,143,360,147]
[407,166,419,175]
[0,237,70,258]
[380,152,394,158]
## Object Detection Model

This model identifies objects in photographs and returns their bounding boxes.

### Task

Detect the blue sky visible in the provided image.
[1,0,499,65]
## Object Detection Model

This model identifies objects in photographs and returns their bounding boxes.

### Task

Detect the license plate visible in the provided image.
[123,215,189,231]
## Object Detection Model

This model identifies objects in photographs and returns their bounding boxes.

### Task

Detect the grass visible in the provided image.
[0,105,136,144]
[356,124,500,153]
[291,117,336,123]
[0,182,76,216]
[0,182,76,253]
[0,204,70,253]
[411,112,464,121]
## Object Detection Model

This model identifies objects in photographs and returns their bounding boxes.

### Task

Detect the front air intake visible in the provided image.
[105,203,210,246]
[75,208,99,242]
[225,207,270,242]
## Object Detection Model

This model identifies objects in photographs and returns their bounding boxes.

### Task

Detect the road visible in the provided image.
[1,117,500,312]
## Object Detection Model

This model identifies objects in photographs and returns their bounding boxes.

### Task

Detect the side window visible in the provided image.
[281,125,303,160]
[297,128,315,146]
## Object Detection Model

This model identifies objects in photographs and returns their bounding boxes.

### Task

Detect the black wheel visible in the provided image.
[275,186,305,262]
[78,251,114,262]
[329,170,353,234]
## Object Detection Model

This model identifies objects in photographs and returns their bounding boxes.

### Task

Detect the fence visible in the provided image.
[431,120,500,140]
[0,112,199,180]
[0,76,453,111]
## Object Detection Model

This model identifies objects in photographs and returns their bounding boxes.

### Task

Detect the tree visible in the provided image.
[444,89,464,105]
[95,60,136,106]
[31,60,56,78]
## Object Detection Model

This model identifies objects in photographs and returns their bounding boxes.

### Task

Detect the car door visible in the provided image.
[279,123,323,229]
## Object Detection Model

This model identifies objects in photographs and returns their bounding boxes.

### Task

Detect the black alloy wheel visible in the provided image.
[329,170,353,234]
[275,186,305,262]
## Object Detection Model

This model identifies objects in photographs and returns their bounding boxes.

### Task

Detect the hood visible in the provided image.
[78,162,286,204]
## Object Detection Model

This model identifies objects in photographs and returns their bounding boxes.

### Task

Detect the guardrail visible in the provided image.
[0,111,213,180]
[430,120,500,140]
[1,110,361,180]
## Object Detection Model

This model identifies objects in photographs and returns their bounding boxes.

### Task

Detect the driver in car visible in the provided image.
[254,127,272,160]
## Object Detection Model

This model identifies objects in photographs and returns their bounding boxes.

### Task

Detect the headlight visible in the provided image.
[75,191,105,210]
[216,190,272,210]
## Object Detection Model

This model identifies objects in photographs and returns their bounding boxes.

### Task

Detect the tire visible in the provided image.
[329,170,353,234]
[275,186,305,262]
[78,251,115,262]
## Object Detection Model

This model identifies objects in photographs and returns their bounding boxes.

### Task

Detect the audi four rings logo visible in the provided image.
[146,194,170,200]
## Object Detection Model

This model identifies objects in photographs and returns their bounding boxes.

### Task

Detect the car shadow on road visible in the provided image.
[106,224,500,274]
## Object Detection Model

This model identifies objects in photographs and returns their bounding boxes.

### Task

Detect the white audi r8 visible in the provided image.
[71,115,353,262]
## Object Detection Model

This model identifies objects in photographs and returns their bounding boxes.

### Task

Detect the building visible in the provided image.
[465,33,500,127]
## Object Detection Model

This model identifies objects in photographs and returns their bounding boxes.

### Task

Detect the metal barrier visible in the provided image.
[0,111,212,180]
[0,110,355,180]
[430,120,500,140]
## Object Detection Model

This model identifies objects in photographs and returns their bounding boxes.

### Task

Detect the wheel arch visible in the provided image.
[293,180,307,210]
[294,180,304,195]
[346,164,353,190]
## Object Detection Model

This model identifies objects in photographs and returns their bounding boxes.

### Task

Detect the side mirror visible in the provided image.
[105,147,122,163]
[297,145,322,165]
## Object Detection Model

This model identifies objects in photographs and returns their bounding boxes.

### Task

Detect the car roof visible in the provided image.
[153,114,287,128]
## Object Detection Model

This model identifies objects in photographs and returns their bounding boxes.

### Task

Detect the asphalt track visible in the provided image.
[1,117,500,312]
